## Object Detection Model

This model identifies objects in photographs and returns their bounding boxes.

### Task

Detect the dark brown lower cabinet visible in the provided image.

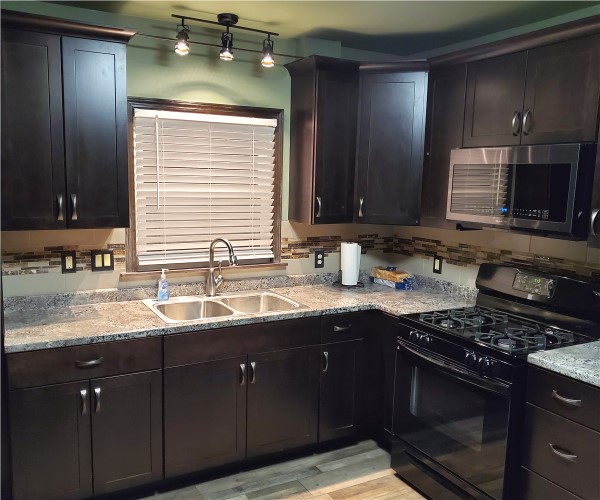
[164,356,247,477]
[319,340,362,442]
[247,346,320,458]
[9,381,93,500]
[90,370,163,495]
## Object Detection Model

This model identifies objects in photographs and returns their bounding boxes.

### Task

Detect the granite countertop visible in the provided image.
[4,281,475,353]
[528,341,600,387]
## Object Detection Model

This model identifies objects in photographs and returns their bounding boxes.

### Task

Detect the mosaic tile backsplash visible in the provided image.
[2,234,598,282]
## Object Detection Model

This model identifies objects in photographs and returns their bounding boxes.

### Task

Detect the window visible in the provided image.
[128,99,282,271]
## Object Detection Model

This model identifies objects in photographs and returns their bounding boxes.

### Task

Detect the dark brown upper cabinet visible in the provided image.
[355,70,428,225]
[286,56,359,224]
[421,65,467,229]
[464,35,599,147]
[1,11,135,230]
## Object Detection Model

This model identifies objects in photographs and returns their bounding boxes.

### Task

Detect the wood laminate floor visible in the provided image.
[143,441,424,500]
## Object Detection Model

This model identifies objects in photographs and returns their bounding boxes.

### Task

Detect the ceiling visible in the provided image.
[48,1,599,56]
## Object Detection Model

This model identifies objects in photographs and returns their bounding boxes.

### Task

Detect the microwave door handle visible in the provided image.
[397,340,511,396]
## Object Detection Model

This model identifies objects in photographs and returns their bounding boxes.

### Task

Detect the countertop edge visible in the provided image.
[527,342,600,387]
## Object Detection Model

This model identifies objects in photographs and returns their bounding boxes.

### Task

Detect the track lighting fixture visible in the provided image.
[171,12,280,66]
[174,20,190,56]
[261,35,274,68]
[220,29,234,61]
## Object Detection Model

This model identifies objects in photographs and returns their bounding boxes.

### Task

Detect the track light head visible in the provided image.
[261,36,275,68]
[174,21,190,56]
[220,30,234,61]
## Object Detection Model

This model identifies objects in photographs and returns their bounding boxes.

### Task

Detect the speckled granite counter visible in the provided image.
[528,341,600,387]
[4,282,475,353]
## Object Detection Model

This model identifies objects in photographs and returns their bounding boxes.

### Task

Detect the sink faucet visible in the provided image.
[206,238,238,296]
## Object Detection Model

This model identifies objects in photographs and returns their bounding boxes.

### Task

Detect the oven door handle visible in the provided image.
[397,340,511,396]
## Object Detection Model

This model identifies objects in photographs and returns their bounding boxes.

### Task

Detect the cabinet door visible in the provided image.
[314,68,358,223]
[90,370,162,494]
[355,71,427,225]
[62,37,129,228]
[319,340,362,441]
[9,381,92,500]
[521,35,600,145]
[463,52,527,147]
[1,29,66,230]
[247,346,320,458]
[164,356,247,477]
[421,65,467,229]
[588,146,600,249]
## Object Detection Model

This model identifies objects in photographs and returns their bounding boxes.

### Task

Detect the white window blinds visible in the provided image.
[133,108,277,268]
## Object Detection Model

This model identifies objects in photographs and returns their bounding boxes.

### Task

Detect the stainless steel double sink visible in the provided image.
[142,290,304,323]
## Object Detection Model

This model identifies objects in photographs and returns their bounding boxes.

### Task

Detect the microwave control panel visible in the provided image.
[511,208,549,220]
[512,272,555,297]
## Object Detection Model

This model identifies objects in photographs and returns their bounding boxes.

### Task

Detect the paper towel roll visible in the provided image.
[341,242,361,285]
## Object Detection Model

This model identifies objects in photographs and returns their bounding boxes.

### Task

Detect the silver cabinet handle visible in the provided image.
[316,196,322,218]
[552,389,581,408]
[511,111,522,136]
[323,351,329,373]
[75,357,103,369]
[250,361,256,384]
[240,363,246,386]
[549,443,578,463]
[80,389,88,415]
[57,194,64,221]
[334,324,352,332]
[590,208,599,237]
[522,109,532,135]
[358,197,364,217]
[71,194,78,221]
[94,387,101,413]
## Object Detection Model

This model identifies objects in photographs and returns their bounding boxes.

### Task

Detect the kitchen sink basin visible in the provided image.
[144,297,236,323]
[142,291,304,323]
[218,292,301,313]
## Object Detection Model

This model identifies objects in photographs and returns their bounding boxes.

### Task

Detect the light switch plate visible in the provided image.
[91,250,114,272]
[433,255,443,274]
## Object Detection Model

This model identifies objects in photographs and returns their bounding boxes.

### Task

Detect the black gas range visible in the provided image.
[390,264,600,500]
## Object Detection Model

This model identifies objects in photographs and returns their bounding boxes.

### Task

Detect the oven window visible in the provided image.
[410,367,485,451]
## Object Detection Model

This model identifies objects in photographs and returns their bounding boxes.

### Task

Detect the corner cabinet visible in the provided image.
[355,68,428,225]
[1,11,134,230]
[464,34,599,147]
[285,56,359,224]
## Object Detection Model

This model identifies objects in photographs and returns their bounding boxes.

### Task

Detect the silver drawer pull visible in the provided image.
[511,111,521,135]
[94,387,101,413]
[250,361,256,384]
[549,443,578,463]
[323,351,329,373]
[552,390,581,408]
[57,194,64,221]
[333,324,352,332]
[80,389,88,415]
[75,357,103,368]
[358,197,364,217]
[316,196,322,218]
[71,194,78,221]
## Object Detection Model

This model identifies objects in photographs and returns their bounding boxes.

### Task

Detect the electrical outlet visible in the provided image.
[61,251,77,274]
[433,255,443,274]
[314,250,325,268]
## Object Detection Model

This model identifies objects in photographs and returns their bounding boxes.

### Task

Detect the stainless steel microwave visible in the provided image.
[446,144,597,238]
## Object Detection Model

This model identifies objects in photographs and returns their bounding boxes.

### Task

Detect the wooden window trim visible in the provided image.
[126,97,283,273]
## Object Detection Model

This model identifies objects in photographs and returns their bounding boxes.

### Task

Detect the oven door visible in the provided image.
[393,340,511,500]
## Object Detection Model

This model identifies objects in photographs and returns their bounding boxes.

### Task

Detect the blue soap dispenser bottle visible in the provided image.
[157,268,169,301]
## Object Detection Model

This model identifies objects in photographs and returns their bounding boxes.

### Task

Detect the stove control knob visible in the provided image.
[409,330,420,342]
[477,356,492,372]
[465,351,477,367]
[419,335,432,346]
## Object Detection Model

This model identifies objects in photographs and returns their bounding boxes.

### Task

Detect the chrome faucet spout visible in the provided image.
[206,238,237,296]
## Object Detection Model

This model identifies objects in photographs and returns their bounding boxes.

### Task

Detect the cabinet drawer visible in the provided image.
[520,467,581,500]
[528,366,600,431]
[523,403,600,499]
[7,337,162,389]
[321,312,368,343]
[165,317,320,368]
